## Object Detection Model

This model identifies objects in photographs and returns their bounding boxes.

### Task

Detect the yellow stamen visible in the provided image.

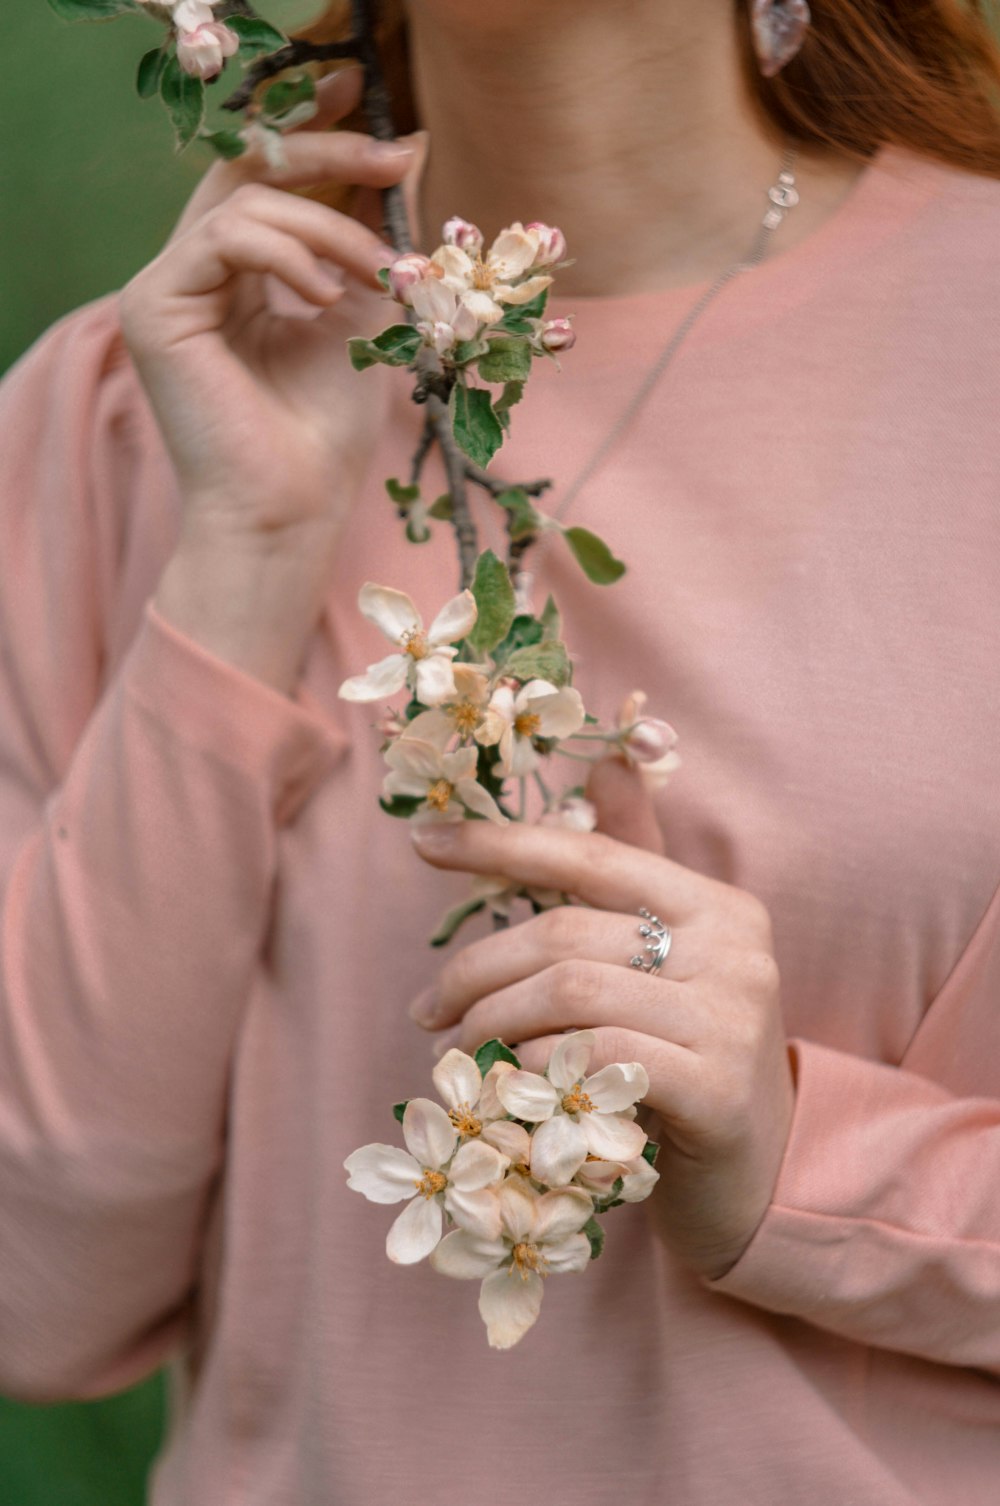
[511,1241,548,1279]
[561,1085,595,1115]
[426,780,454,813]
[514,712,542,739]
[448,1106,482,1138]
[471,257,495,291]
[450,699,482,738]
[401,629,429,660]
[415,1169,447,1199]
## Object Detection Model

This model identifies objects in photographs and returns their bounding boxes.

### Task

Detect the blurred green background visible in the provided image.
[2,0,321,376]
[0,6,319,1501]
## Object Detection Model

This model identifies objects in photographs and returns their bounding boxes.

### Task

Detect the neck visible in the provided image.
[404,0,867,296]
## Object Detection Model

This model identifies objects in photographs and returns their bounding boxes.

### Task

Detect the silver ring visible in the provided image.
[629,908,672,975]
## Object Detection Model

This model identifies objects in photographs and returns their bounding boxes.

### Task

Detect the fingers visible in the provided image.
[409,904,699,1031]
[129,182,395,349]
[410,821,717,925]
[171,101,419,240]
[586,756,666,856]
[448,961,701,1066]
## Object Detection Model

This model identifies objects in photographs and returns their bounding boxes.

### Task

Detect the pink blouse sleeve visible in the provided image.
[708,880,1000,1376]
[0,300,343,1401]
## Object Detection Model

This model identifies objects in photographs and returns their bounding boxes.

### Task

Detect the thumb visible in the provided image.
[585,754,666,857]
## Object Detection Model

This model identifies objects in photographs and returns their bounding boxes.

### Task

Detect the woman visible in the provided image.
[2,1,999,1500]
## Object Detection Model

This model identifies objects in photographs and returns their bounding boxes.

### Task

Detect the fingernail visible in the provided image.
[370,243,398,271]
[431,1027,461,1061]
[373,139,417,160]
[410,824,460,854]
[408,986,440,1027]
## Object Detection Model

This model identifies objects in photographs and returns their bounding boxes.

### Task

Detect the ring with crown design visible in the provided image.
[629,908,672,975]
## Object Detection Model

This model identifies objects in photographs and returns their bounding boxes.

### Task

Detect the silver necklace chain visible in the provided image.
[521,143,800,580]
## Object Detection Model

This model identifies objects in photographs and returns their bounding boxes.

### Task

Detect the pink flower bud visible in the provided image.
[387,253,433,306]
[539,796,598,833]
[622,717,678,764]
[176,21,238,80]
[442,217,484,256]
[525,221,567,268]
[540,317,576,353]
[375,708,407,743]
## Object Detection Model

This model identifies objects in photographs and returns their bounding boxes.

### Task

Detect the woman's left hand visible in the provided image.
[407,760,796,1282]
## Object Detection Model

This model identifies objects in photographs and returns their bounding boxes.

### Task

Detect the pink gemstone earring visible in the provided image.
[750,0,812,78]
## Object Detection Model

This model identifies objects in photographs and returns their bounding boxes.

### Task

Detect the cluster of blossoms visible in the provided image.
[337,578,679,937]
[136,0,237,80]
[345,1032,659,1348]
[387,218,576,362]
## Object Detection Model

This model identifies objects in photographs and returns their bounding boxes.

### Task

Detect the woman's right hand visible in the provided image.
[119,66,427,546]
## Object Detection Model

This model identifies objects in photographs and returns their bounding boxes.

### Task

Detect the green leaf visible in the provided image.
[468,549,516,658]
[593,1177,626,1214]
[261,73,316,123]
[474,1039,522,1075]
[497,288,549,333]
[493,379,525,415]
[478,337,532,385]
[392,1100,409,1125]
[449,383,504,469]
[348,324,421,372]
[641,1139,660,1167]
[375,266,391,291]
[136,47,167,99]
[451,337,489,366]
[379,795,424,819]
[47,0,134,18]
[493,613,543,662]
[562,526,626,585]
[539,593,561,641]
[495,487,544,543]
[431,897,486,947]
[226,14,288,60]
[200,128,247,160]
[583,1216,606,1261]
[503,639,571,687]
[427,494,454,521]
[385,477,420,506]
[160,54,205,152]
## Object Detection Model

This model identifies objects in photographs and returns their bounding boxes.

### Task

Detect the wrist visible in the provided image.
[154,518,339,697]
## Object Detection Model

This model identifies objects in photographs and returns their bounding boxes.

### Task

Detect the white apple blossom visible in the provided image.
[382,739,507,824]
[477,678,586,777]
[338,584,477,706]
[344,1097,508,1263]
[176,19,239,79]
[430,222,555,326]
[573,1151,660,1204]
[408,277,483,354]
[432,1049,526,1162]
[496,1030,649,1186]
[430,1180,594,1348]
[401,665,492,748]
[172,0,216,32]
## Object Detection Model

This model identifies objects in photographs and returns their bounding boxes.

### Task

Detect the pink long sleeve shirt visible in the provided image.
[1,143,999,1504]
